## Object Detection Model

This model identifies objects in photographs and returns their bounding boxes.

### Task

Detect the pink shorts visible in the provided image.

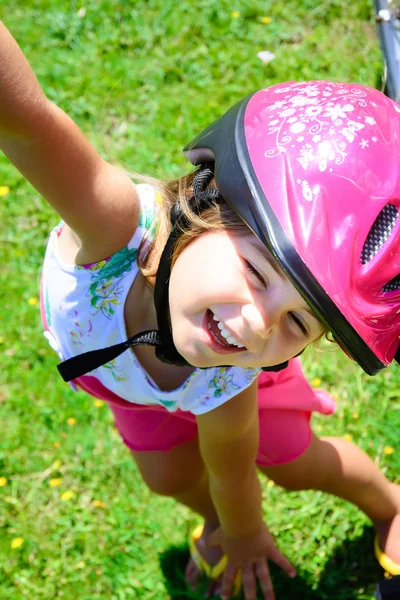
[74,359,336,467]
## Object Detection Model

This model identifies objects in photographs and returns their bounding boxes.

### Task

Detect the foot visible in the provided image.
[185,521,224,597]
[374,483,400,564]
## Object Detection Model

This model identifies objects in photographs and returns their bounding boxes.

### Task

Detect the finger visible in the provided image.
[219,563,238,600]
[214,580,222,598]
[185,557,202,591]
[242,562,257,600]
[255,558,275,600]
[204,579,217,599]
[269,547,296,578]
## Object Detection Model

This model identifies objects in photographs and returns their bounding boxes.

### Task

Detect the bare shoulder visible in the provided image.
[58,171,140,265]
[76,161,142,261]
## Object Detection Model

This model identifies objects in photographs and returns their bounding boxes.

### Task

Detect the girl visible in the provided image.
[1,20,400,600]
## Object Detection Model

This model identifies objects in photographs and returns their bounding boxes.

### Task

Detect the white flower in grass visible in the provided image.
[257,51,276,64]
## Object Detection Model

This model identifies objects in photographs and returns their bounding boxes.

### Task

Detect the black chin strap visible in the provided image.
[395,346,400,366]
[57,330,161,381]
[57,166,289,382]
[154,167,221,366]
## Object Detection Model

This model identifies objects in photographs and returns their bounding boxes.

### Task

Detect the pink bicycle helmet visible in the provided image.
[184,81,400,375]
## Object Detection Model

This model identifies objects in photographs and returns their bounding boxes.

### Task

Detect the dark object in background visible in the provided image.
[373,0,400,102]
[375,576,400,599]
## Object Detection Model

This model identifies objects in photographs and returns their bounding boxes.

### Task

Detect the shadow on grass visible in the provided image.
[159,526,382,599]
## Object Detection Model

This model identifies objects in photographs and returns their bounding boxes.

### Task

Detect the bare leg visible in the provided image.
[131,436,223,592]
[259,433,400,562]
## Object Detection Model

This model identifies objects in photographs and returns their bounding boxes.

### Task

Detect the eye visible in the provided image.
[244,260,266,286]
[289,312,308,336]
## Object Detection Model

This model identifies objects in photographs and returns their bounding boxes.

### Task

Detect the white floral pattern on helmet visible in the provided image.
[260,81,383,202]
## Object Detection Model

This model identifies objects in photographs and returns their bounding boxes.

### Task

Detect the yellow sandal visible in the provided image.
[189,524,242,596]
[374,535,400,578]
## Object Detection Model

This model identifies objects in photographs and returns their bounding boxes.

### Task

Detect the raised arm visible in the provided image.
[0,21,139,258]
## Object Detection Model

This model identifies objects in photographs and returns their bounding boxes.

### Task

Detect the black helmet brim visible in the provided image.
[184,95,385,375]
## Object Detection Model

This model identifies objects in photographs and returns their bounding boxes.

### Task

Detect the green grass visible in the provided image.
[0,1,398,598]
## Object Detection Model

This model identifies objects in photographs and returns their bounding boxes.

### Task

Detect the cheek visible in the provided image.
[260,340,301,366]
[168,256,204,311]
[170,238,243,307]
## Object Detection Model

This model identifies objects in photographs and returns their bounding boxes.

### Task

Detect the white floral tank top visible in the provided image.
[41,183,260,415]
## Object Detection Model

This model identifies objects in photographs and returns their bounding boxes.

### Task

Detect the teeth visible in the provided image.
[212,314,245,348]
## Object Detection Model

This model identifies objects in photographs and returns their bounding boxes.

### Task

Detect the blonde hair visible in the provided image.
[137,170,248,287]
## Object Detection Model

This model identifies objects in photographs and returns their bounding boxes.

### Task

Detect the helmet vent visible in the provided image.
[361,204,398,265]
[383,275,400,293]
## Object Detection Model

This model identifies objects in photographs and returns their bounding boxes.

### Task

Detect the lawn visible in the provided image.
[1,1,399,599]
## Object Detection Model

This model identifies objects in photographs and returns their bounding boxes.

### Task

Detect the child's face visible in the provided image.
[168,230,325,369]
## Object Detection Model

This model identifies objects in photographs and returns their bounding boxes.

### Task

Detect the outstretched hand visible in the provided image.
[207,522,296,600]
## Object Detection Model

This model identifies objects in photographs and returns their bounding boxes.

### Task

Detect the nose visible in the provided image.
[241,303,274,341]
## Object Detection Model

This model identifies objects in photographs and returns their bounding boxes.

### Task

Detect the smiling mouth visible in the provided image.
[206,310,247,352]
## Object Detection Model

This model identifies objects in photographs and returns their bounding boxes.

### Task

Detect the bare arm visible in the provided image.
[196,379,263,538]
[0,21,139,258]
[197,379,296,599]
